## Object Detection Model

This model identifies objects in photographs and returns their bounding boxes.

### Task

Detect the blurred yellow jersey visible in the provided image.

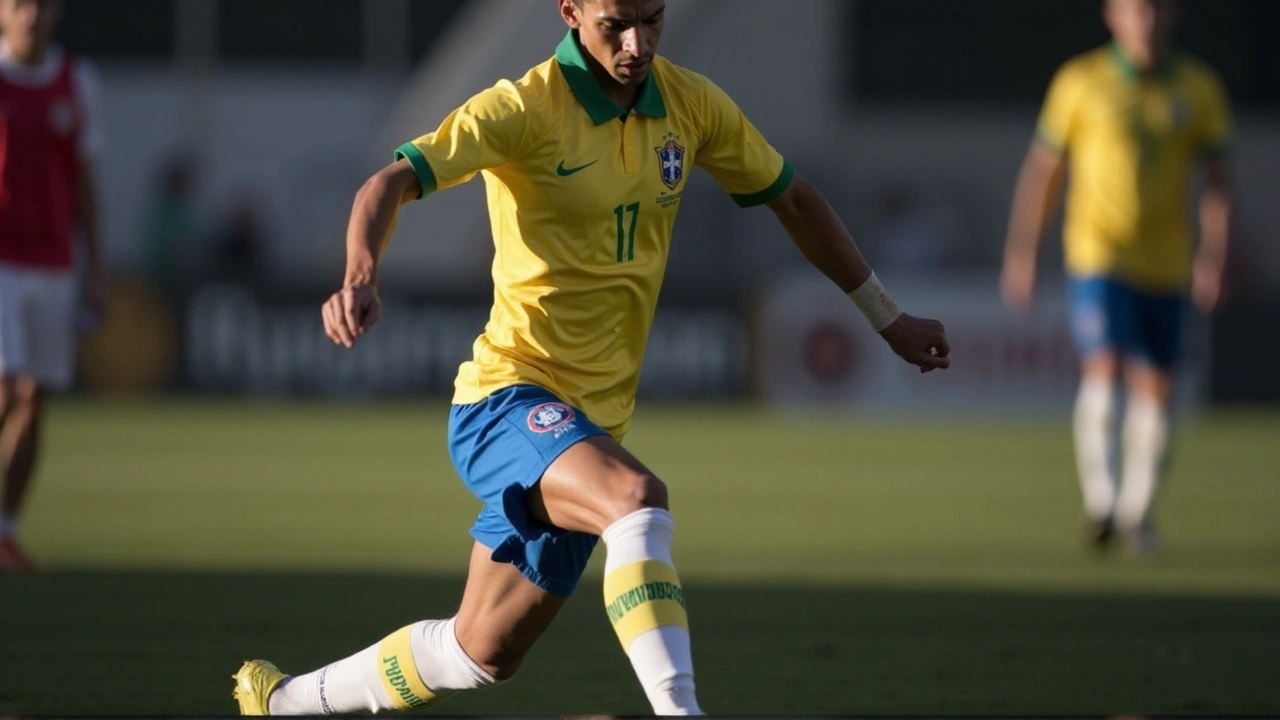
[1037,44,1232,290]
[396,32,790,437]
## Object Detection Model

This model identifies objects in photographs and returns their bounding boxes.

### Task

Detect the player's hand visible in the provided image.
[1000,255,1037,315]
[322,283,381,348]
[1191,255,1224,314]
[879,314,951,373]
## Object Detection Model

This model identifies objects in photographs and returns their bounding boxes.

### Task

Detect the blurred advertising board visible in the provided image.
[77,283,747,400]
[750,270,1208,415]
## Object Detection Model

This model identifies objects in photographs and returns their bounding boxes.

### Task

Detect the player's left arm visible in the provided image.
[694,78,948,372]
[1192,70,1234,314]
[75,62,107,326]
[766,176,950,373]
[1193,158,1231,314]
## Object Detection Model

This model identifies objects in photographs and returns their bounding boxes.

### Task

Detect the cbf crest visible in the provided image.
[527,402,575,433]
[655,137,685,190]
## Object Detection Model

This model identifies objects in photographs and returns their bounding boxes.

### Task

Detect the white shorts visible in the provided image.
[0,263,78,389]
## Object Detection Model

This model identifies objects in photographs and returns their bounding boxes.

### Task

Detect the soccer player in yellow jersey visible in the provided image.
[1002,0,1232,554]
[234,0,949,714]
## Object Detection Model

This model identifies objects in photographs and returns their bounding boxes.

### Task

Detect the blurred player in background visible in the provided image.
[0,0,106,572]
[234,0,949,715]
[1002,0,1232,554]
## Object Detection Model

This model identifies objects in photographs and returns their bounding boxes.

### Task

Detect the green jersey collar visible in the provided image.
[555,30,666,124]
[1110,41,1176,82]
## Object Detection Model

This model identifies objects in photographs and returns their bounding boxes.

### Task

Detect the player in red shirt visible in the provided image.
[0,0,105,572]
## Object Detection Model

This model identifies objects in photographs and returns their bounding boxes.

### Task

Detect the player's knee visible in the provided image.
[1081,352,1121,382]
[4,382,44,421]
[616,471,668,513]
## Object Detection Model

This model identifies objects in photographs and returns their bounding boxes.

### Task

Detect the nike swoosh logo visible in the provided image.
[556,159,599,177]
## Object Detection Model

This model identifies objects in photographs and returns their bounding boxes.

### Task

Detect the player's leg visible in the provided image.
[0,265,27,564]
[236,384,602,715]
[1113,287,1184,553]
[1067,277,1126,545]
[250,541,560,715]
[0,377,46,520]
[0,377,47,570]
[1114,362,1173,554]
[530,435,701,715]
[0,267,73,572]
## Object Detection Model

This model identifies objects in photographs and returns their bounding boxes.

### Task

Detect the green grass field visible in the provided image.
[2,399,1278,716]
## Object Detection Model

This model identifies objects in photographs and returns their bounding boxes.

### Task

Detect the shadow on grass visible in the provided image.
[1,570,1277,716]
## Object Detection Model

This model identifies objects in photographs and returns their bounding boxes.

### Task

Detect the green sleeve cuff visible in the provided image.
[1035,127,1066,153]
[731,160,794,208]
[394,142,439,199]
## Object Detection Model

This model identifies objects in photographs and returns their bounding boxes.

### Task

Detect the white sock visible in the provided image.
[602,508,702,716]
[1073,379,1118,521]
[1114,394,1171,531]
[268,617,494,715]
[0,514,16,541]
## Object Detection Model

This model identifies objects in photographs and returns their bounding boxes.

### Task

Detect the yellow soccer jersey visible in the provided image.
[396,31,791,437]
[1037,44,1232,290]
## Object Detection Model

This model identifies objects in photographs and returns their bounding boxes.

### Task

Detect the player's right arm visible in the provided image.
[322,161,420,348]
[323,82,529,348]
[1001,142,1066,314]
[1001,63,1077,315]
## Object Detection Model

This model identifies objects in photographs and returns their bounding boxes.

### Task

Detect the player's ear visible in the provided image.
[559,0,583,30]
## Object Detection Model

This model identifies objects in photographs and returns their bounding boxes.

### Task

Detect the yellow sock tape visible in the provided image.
[377,623,436,709]
[603,560,689,650]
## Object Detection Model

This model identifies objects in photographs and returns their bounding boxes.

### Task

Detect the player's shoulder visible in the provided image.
[1174,53,1228,95]
[1174,52,1221,79]
[652,57,707,93]
[510,55,559,104]
[651,56,739,119]
[454,58,556,130]
[1053,46,1112,83]
[652,57,718,102]
[67,54,103,92]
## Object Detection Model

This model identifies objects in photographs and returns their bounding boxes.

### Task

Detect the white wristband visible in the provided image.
[847,273,903,332]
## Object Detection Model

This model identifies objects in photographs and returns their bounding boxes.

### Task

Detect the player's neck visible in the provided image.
[1,40,49,67]
[604,83,642,113]
[1115,40,1170,76]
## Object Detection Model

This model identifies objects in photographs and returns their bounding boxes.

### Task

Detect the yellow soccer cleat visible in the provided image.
[232,659,289,715]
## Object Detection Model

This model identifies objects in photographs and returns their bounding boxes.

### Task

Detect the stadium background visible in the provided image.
[3,0,1279,716]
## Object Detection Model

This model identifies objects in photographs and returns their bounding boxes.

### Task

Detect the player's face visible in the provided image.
[1104,0,1177,61]
[0,0,61,57]
[562,0,666,86]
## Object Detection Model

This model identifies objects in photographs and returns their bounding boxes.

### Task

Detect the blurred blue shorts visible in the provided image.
[447,384,609,596]
[1067,275,1186,369]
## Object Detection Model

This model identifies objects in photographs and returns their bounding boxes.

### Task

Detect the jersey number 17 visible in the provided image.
[614,203,640,263]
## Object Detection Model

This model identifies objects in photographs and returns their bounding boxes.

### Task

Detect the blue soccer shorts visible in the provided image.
[448,383,610,596]
[1067,275,1186,370]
